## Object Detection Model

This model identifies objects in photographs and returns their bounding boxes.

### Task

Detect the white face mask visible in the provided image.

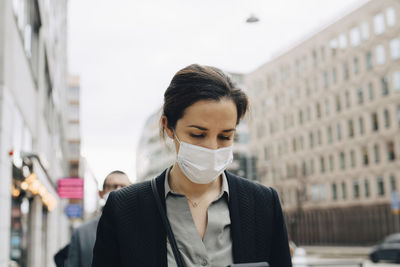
[174,134,233,184]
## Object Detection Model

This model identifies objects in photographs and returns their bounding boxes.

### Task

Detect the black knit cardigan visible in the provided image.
[92,169,292,267]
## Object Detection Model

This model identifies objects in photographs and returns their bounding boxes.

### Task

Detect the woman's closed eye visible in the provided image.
[189,133,231,141]
[218,135,232,141]
[190,133,205,138]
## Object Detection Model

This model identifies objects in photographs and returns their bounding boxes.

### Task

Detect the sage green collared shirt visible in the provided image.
[164,167,234,267]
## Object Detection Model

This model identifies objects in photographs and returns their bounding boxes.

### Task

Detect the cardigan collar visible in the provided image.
[154,169,246,263]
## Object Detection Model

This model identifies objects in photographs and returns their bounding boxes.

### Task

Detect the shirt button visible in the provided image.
[201,259,208,266]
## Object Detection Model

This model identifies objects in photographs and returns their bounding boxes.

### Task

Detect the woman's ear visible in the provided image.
[161,116,174,139]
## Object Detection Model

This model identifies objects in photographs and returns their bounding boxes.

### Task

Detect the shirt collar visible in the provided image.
[164,166,230,200]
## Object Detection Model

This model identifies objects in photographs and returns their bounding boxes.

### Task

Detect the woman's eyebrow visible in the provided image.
[222,128,236,133]
[187,125,236,133]
[187,125,207,130]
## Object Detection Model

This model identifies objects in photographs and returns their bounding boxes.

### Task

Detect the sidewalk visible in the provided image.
[302,246,371,258]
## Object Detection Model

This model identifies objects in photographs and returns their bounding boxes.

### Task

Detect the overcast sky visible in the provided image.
[68,0,368,186]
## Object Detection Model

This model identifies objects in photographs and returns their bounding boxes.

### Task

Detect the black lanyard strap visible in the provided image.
[151,178,185,267]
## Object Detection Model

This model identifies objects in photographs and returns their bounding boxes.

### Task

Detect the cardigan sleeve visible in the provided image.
[92,192,121,267]
[270,188,293,267]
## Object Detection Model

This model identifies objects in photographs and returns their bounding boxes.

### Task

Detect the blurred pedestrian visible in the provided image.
[66,170,130,267]
[92,64,292,267]
[54,244,69,267]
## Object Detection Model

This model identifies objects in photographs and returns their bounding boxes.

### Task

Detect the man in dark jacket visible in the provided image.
[66,170,131,267]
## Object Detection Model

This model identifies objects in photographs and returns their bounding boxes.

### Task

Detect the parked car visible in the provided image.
[369,233,400,263]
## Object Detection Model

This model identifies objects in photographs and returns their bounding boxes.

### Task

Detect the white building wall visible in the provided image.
[0,0,70,266]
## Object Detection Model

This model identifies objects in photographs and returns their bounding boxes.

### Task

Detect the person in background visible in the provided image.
[66,170,131,267]
[92,64,292,267]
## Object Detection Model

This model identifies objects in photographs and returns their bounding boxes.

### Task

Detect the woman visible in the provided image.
[92,64,292,267]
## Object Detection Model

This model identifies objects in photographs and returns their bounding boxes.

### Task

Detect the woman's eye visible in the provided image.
[190,133,204,138]
[219,135,231,141]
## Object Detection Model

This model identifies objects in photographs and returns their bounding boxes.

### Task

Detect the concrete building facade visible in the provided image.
[246,0,400,245]
[227,73,257,180]
[136,110,175,182]
[0,0,70,266]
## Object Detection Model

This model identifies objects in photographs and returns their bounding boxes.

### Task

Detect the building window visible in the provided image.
[350,150,356,168]
[390,175,397,192]
[353,180,360,199]
[374,13,385,35]
[390,38,400,59]
[332,67,337,84]
[393,71,400,92]
[386,7,396,27]
[299,136,304,150]
[310,159,315,175]
[377,176,385,197]
[374,144,380,163]
[336,95,341,112]
[382,76,389,96]
[353,57,359,74]
[312,50,318,67]
[320,156,325,173]
[340,152,346,170]
[361,21,370,40]
[321,46,326,61]
[317,130,322,146]
[339,34,347,49]
[332,183,337,200]
[323,72,329,89]
[345,91,351,108]
[343,62,349,80]
[329,39,339,57]
[387,141,396,161]
[348,119,354,138]
[359,117,365,135]
[362,147,369,165]
[324,100,330,115]
[299,110,303,125]
[306,106,311,121]
[376,45,386,65]
[398,105,400,125]
[368,83,374,101]
[327,126,333,143]
[313,77,318,92]
[309,132,314,149]
[337,122,342,141]
[350,27,361,47]
[366,51,373,70]
[356,87,363,104]
[384,109,390,128]
[329,154,334,172]
[372,112,379,131]
[364,179,370,197]
[316,103,321,119]
[342,182,347,199]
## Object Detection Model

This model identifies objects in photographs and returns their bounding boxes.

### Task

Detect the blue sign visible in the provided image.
[392,192,399,212]
[65,204,83,218]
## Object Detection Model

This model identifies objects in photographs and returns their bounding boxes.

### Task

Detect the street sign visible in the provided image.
[57,178,84,199]
[65,204,83,218]
[391,191,399,214]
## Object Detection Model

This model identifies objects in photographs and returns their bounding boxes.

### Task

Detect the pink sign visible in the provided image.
[57,178,84,199]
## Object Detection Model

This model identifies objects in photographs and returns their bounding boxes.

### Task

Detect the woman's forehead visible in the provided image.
[179,99,237,128]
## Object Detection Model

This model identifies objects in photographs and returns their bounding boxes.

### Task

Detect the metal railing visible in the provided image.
[295,261,363,267]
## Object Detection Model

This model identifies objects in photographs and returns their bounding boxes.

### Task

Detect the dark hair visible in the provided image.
[161,64,248,138]
[102,170,127,190]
